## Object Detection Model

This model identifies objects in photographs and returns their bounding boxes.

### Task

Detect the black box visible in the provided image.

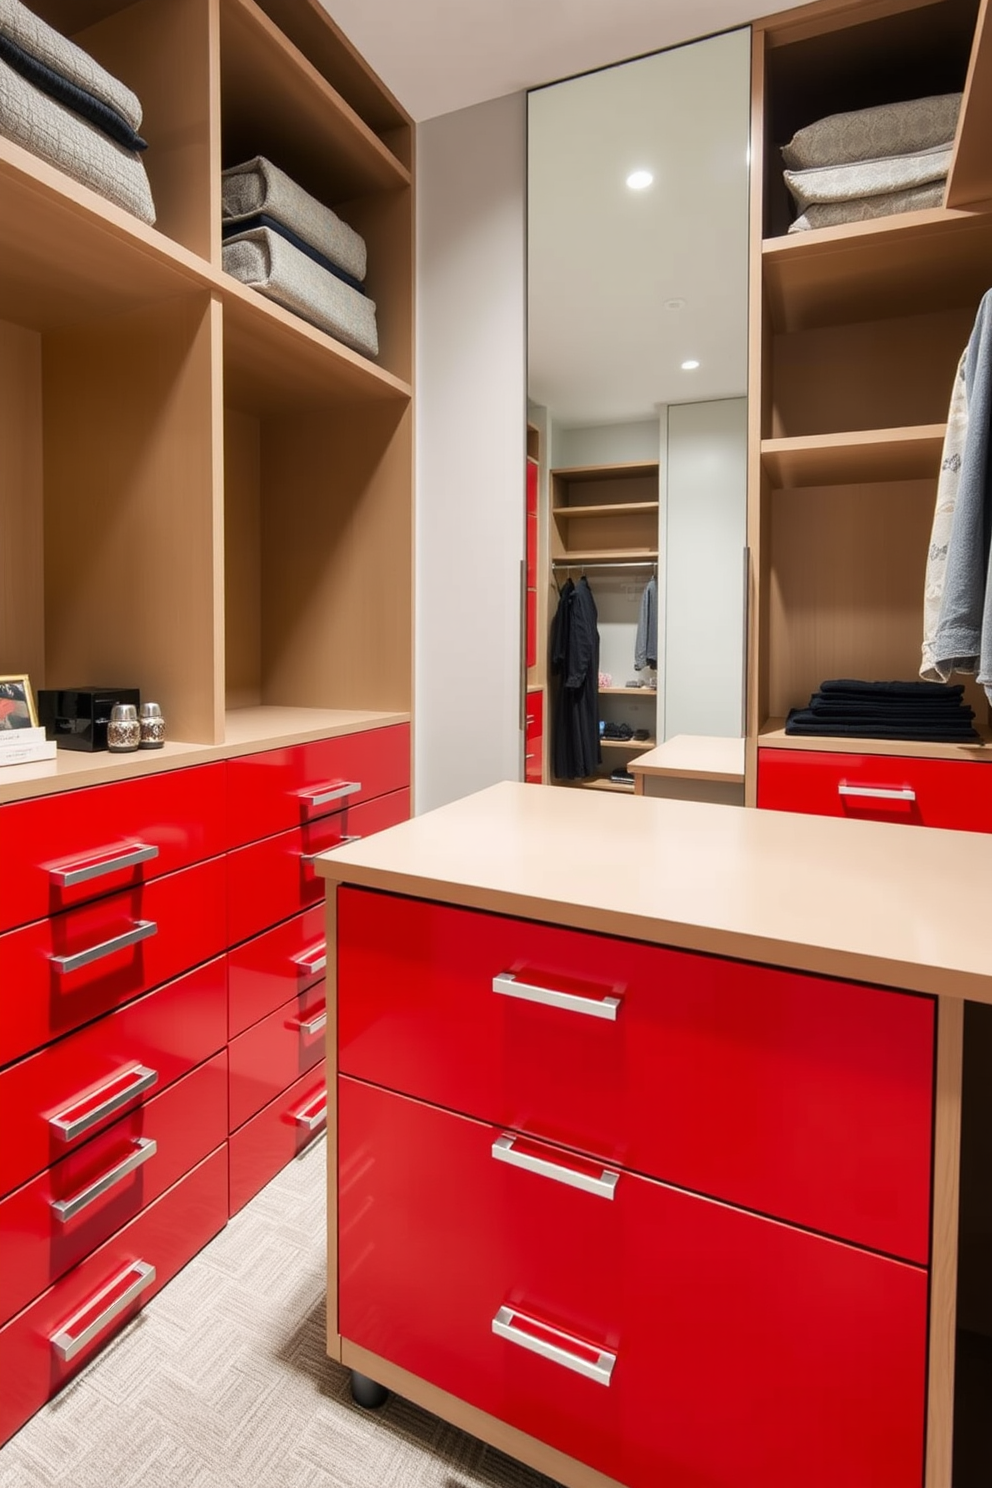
[38,687,141,752]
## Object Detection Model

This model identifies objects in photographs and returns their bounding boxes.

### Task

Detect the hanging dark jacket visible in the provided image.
[550,576,601,779]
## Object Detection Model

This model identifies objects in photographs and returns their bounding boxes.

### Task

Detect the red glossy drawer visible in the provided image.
[229,981,326,1131]
[228,788,410,945]
[0,955,226,1198]
[339,1078,927,1488]
[229,1062,325,1215]
[525,694,543,784]
[526,457,538,516]
[228,905,325,1038]
[526,587,537,669]
[337,889,935,1262]
[757,747,992,832]
[0,856,227,1069]
[0,1052,227,1326]
[0,763,226,931]
[226,724,410,848]
[526,512,538,589]
[0,1144,227,1448]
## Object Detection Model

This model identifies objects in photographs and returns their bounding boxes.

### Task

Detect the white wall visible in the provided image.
[554,419,659,468]
[415,93,527,812]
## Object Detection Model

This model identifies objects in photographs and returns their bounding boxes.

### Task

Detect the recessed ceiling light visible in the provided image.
[681,359,700,370]
[626,169,653,190]
[664,298,685,311]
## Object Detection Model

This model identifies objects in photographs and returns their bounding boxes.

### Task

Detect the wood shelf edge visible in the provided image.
[552,502,660,518]
[756,719,992,762]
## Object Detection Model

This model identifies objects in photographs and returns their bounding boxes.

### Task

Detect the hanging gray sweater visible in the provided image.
[634,575,658,671]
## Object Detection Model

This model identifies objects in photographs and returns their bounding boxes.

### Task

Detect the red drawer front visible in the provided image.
[526,511,538,590]
[757,747,992,832]
[339,1078,927,1488]
[525,694,543,784]
[228,788,410,946]
[0,763,226,931]
[226,724,410,848]
[0,955,227,1199]
[228,1062,326,1216]
[228,905,325,1038]
[228,982,326,1131]
[0,1144,227,1448]
[0,856,227,1069]
[526,457,538,516]
[0,1052,227,1326]
[526,587,537,669]
[337,889,934,1263]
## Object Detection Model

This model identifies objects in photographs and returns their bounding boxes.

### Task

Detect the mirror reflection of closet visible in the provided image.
[527,27,750,791]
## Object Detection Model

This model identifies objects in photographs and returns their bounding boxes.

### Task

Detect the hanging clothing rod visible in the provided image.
[552,559,657,571]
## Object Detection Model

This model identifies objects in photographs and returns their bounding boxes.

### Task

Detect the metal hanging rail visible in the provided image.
[551,558,657,571]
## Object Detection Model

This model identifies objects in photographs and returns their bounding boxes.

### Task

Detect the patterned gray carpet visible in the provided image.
[0,1140,561,1488]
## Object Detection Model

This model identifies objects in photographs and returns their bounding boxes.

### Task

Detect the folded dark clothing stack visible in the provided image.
[786,678,980,741]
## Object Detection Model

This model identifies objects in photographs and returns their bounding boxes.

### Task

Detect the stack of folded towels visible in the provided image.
[221,156,378,360]
[785,678,979,742]
[782,92,961,233]
[0,0,154,223]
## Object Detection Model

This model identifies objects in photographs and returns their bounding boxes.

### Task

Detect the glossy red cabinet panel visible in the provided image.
[228,982,326,1131]
[0,1052,227,1326]
[526,457,538,516]
[228,905,325,1039]
[227,789,410,946]
[757,747,992,832]
[525,694,543,784]
[226,724,410,848]
[0,955,226,1199]
[229,1062,326,1215]
[0,764,227,932]
[0,857,227,1068]
[338,1078,927,1488]
[337,889,934,1262]
[0,1145,227,1448]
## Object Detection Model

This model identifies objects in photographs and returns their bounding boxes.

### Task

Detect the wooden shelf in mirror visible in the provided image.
[946,0,992,208]
[576,777,636,793]
[554,550,659,564]
[551,461,658,483]
[552,501,659,519]
[599,687,657,696]
[762,426,946,488]
[600,738,657,751]
[759,719,992,763]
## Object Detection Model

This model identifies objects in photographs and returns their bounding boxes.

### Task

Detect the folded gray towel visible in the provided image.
[0,55,155,222]
[223,227,378,359]
[789,181,946,233]
[222,156,366,283]
[0,0,142,130]
[784,144,952,213]
[782,93,961,171]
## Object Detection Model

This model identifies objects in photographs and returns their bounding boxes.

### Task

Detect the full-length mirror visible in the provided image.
[527,28,750,791]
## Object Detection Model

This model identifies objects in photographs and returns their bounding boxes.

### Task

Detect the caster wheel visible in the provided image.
[350,1370,389,1409]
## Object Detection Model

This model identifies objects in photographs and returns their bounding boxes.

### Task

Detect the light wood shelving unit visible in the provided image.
[0,0,413,774]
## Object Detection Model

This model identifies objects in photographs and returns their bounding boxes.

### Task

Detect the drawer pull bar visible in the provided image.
[50,919,157,975]
[50,843,160,888]
[50,1260,156,1362]
[296,1008,327,1037]
[294,944,327,977]
[50,1065,159,1142]
[492,1305,616,1386]
[837,784,916,802]
[492,1134,618,1200]
[492,971,621,1021]
[293,1088,327,1133]
[300,838,362,867]
[301,780,361,809]
[51,1138,158,1223]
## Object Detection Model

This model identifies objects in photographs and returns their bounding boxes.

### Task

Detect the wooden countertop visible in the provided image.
[629,735,745,783]
[317,781,992,1005]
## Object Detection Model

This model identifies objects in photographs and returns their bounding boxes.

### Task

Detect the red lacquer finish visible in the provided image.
[0,956,227,1198]
[338,1078,927,1488]
[228,1062,326,1215]
[525,694,543,784]
[0,764,227,932]
[0,857,227,1068]
[0,1145,227,1449]
[337,889,934,1262]
[0,1052,228,1326]
[228,905,325,1038]
[228,983,326,1131]
[757,747,992,832]
[227,789,410,946]
[225,724,410,848]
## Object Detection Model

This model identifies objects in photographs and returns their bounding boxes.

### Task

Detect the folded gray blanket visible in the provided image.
[0,55,155,222]
[785,144,952,213]
[222,227,378,359]
[789,181,946,233]
[0,0,142,130]
[782,93,961,171]
[222,157,366,283]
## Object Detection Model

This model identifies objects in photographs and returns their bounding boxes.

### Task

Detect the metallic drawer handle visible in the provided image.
[51,1138,158,1223]
[50,843,159,888]
[294,944,327,977]
[300,837,362,867]
[296,1007,327,1037]
[50,1260,156,1362]
[293,1088,327,1132]
[492,1134,618,1200]
[838,784,916,802]
[50,1065,159,1142]
[492,971,621,1021]
[300,780,361,809]
[492,1305,616,1386]
[50,919,157,975]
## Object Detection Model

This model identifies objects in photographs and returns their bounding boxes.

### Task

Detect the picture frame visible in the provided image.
[0,674,38,730]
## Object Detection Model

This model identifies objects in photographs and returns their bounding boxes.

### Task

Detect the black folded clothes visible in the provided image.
[786,710,979,741]
[818,678,965,700]
[786,678,979,741]
[0,32,147,151]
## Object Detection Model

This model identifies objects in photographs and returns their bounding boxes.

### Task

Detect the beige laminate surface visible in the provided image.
[317,781,992,1004]
[629,734,745,783]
